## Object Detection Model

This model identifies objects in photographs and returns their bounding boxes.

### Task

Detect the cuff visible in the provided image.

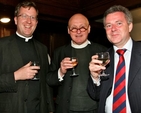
[91,75,101,86]
[58,68,64,82]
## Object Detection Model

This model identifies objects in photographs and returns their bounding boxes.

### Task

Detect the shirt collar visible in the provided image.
[16,32,33,42]
[113,38,133,52]
[71,40,91,49]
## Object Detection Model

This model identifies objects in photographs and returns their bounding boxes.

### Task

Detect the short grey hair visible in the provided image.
[103,5,133,25]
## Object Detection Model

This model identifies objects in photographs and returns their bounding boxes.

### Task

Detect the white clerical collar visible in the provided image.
[71,40,91,49]
[16,32,33,42]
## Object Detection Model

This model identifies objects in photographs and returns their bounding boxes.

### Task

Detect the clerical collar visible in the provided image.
[71,40,91,49]
[16,32,33,42]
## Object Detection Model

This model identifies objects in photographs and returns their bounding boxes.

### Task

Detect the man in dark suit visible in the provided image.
[87,5,141,113]
[47,13,107,113]
[0,1,54,113]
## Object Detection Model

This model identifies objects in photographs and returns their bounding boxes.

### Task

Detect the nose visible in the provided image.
[26,17,31,23]
[76,29,81,34]
[111,24,117,31]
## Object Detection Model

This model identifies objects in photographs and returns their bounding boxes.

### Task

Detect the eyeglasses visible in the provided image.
[17,14,37,21]
[69,26,89,33]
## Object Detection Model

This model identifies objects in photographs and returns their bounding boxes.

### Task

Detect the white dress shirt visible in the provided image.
[105,38,132,113]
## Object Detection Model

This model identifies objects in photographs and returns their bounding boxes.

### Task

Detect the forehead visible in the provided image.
[105,12,126,23]
[69,14,88,27]
[19,7,37,15]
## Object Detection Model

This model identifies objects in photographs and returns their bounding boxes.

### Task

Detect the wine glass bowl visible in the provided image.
[97,52,110,65]
[96,52,110,76]
[71,58,78,67]
[70,57,79,77]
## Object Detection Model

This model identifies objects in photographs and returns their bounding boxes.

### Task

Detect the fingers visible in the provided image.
[30,65,40,70]
[103,59,110,66]
[91,54,98,59]
[24,61,32,67]
[14,62,40,81]
[60,57,73,75]
[61,57,73,68]
[24,61,40,70]
[89,55,107,78]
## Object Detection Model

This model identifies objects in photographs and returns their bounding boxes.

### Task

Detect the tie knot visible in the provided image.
[116,49,126,55]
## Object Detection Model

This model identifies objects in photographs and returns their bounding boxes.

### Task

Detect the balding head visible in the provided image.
[68,13,89,27]
[67,13,90,45]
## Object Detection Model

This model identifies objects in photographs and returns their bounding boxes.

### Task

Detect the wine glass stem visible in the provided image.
[102,70,105,74]
[72,68,76,74]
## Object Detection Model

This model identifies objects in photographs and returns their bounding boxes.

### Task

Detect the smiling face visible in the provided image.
[68,14,90,45]
[14,7,38,37]
[104,12,133,48]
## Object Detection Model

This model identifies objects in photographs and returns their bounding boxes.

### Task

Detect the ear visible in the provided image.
[129,23,133,33]
[36,20,38,24]
[88,25,91,33]
[67,26,70,34]
[14,17,17,25]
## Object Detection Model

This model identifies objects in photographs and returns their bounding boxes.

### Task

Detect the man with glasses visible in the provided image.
[47,13,107,113]
[0,1,54,113]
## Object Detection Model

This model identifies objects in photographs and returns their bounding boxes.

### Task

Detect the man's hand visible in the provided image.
[89,55,107,80]
[14,62,40,80]
[60,57,73,76]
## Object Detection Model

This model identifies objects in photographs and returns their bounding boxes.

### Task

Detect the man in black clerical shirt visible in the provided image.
[0,1,54,113]
[47,13,107,113]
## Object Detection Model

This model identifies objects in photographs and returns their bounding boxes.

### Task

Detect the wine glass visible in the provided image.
[96,52,110,76]
[31,61,40,80]
[70,57,79,77]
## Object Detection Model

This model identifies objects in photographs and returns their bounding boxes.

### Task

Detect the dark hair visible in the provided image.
[14,1,39,17]
[103,5,133,25]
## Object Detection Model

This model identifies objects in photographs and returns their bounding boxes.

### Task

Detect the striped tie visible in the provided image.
[113,49,126,113]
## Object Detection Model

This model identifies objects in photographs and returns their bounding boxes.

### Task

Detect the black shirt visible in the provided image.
[16,35,40,113]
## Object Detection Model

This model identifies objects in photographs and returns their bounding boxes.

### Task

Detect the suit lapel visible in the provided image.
[9,35,23,66]
[128,41,141,87]
[109,48,115,78]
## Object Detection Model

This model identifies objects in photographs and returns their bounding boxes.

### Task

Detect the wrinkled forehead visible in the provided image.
[68,14,89,27]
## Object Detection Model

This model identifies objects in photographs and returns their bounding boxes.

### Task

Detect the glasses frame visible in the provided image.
[69,26,89,33]
[17,14,37,21]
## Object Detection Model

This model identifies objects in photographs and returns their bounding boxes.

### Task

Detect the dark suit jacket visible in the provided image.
[47,41,107,113]
[87,40,141,113]
[0,34,54,113]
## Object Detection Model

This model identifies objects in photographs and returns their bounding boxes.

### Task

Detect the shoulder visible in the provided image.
[90,41,108,51]
[90,41,106,48]
[0,34,15,46]
[0,34,14,41]
[54,44,71,52]
[132,40,141,51]
[33,39,47,48]
[133,40,141,46]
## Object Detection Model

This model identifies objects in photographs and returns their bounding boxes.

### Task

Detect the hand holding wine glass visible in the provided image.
[31,61,40,80]
[96,52,110,76]
[70,57,79,76]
